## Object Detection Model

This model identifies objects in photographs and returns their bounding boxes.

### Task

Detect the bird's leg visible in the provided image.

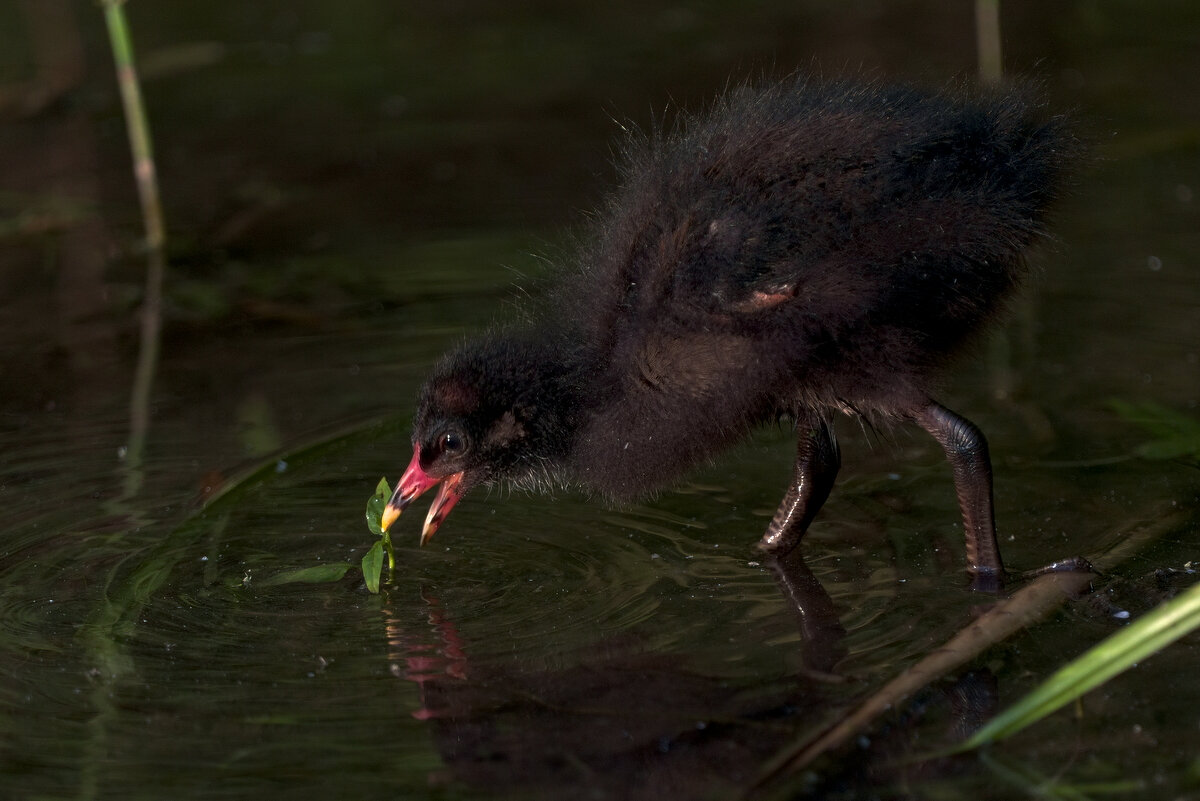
[911,401,1006,585]
[757,417,840,555]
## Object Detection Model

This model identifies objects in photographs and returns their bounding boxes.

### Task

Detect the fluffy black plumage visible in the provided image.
[384,76,1075,582]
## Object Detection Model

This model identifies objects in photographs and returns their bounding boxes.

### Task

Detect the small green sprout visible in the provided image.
[363,477,396,593]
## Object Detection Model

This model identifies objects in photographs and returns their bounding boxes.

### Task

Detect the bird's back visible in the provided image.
[559,78,1073,498]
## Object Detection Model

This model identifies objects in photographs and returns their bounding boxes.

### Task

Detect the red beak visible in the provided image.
[381,445,467,545]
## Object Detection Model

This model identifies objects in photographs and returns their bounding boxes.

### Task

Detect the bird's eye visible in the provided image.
[442,431,465,454]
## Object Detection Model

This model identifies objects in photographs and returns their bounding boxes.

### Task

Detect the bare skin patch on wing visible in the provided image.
[731,288,796,313]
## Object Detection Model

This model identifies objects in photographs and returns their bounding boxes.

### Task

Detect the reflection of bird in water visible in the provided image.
[384,588,468,721]
[381,554,997,799]
[381,77,1074,584]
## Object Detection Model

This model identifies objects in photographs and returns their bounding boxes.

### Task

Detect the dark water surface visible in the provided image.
[2,2,1199,799]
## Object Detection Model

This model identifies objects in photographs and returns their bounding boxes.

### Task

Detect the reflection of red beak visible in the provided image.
[381,445,467,546]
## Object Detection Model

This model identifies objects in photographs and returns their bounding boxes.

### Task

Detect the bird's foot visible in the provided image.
[968,566,1007,594]
[1018,556,1098,582]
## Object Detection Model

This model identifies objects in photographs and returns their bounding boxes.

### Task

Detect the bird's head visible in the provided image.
[381,334,583,544]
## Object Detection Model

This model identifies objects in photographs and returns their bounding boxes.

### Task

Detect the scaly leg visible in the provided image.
[911,401,1006,584]
[758,418,840,555]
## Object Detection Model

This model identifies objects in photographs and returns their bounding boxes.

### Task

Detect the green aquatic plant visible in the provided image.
[1109,399,1200,463]
[363,477,396,593]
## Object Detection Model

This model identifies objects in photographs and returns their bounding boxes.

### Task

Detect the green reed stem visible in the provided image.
[101,0,164,251]
[976,0,1003,84]
[101,0,166,499]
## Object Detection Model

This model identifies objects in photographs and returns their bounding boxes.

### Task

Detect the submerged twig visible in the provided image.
[755,569,1093,787]
[753,504,1186,789]
[959,577,1200,750]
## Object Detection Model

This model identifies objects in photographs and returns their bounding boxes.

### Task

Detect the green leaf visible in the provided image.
[960,579,1200,750]
[366,476,391,536]
[362,540,385,594]
[1136,435,1200,461]
[258,562,354,587]
[1110,399,1200,462]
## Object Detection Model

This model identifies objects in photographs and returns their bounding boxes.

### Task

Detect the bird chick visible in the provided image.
[381,76,1075,584]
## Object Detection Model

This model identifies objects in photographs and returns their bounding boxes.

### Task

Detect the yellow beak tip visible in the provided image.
[380,504,401,534]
